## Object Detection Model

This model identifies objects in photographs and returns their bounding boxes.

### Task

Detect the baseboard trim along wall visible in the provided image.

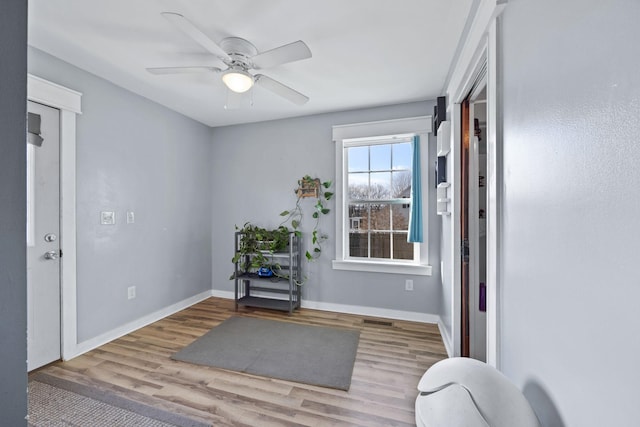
[67,290,447,361]
[66,290,213,360]
[438,319,454,357]
[211,290,441,325]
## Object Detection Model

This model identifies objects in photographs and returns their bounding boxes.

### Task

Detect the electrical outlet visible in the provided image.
[126,211,135,224]
[405,279,414,291]
[127,286,136,300]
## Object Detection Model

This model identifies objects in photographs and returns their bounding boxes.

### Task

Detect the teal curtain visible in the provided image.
[408,135,423,243]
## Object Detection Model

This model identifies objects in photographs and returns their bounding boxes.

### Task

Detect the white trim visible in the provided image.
[332,116,432,141]
[66,290,213,359]
[59,110,78,360]
[27,74,82,363]
[444,0,506,364]
[485,18,502,369]
[211,289,440,324]
[332,116,432,273]
[27,74,82,114]
[451,104,462,357]
[26,144,35,247]
[210,289,235,299]
[343,134,416,146]
[332,259,432,276]
[446,1,507,102]
[301,300,440,324]
[438,319,454,357]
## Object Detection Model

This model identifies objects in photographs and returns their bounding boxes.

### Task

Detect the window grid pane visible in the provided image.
[347,201,413,261]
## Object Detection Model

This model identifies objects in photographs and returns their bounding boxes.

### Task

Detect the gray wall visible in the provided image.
[499,0,640,425]
[0,1,27,424]
[28,48,213,342]
[211,101,442,315]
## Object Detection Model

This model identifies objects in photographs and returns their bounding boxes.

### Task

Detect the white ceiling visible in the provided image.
[28,0,473,128]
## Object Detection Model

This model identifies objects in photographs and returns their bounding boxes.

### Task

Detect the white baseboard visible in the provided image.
[66,290,213,360]
[211,289,234,299]
[67,289,446,361]
[301,300,440,324]
[438,319,454,357]
[211,289,439,324]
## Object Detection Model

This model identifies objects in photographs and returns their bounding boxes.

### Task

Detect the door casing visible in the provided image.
[27,74,82,361]
[446,2,505,366]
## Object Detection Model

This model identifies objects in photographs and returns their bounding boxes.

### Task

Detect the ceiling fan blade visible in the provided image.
[161,12,230,61]
[254,74,309,105]
[146,66,221,75]
[251,41,312,69]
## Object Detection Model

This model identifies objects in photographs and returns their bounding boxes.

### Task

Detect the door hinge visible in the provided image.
[59,249,63,258]
[461,238,469,263]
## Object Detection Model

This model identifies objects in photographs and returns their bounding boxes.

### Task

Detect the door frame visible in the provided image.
[445,0,505,367]
[468,87,488,361]
[460,99,471,357]
[27,74,82,361]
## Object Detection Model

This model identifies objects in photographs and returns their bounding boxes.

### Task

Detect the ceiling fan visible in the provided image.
[147,12,312,105]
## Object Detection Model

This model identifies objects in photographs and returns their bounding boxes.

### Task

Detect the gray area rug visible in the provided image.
[29,373,209,427]
[171,316,360,390]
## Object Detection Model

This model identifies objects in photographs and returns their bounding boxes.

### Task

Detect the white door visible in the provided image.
[27,101,61,371]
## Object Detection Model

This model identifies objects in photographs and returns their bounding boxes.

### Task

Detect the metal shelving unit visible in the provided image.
[233,231,301,314]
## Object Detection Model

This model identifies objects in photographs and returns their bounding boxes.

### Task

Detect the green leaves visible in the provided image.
[272,176,334,269]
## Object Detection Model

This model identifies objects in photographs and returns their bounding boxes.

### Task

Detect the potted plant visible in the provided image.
[230,175,333,283]
[279,175,333,261]
[230,223,291,279]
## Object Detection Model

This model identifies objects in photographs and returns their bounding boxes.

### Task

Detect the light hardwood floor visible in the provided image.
[33,297,447,426]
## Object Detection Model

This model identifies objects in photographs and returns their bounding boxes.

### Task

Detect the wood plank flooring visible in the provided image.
[33,297,447,426]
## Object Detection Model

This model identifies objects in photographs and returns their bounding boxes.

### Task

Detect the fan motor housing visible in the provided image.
[220,37,258,67]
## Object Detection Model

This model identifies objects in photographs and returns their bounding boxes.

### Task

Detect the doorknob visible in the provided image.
[44,250,59,260]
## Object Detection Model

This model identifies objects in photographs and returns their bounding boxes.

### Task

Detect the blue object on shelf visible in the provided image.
[257,267,273,277]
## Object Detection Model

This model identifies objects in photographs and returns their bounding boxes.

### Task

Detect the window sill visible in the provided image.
[332,259,432,276]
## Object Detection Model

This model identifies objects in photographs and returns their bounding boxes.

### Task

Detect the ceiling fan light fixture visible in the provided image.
[222,68,254,93]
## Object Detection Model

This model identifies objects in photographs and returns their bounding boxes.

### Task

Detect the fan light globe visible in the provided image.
[222,69,254,93]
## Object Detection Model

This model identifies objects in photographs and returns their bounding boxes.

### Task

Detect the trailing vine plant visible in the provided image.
[279,175,333,261]
[230,176,333,284]
[230,223,290,279]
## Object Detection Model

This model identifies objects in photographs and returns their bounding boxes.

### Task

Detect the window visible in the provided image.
[346,139,414,261]
[26,143,35,247]
[332,117,432,275]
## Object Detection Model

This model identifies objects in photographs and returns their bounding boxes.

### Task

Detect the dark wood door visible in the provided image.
[460,99,470,357]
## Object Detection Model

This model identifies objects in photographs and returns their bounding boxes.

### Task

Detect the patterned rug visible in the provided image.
[28,373,209,427]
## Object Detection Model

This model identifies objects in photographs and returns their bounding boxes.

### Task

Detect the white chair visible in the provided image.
[415,357,540,427]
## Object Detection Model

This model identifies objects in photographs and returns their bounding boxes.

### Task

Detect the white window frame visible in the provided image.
[332,116,432,276]
[343,134,417,261]
[26,143,36,247]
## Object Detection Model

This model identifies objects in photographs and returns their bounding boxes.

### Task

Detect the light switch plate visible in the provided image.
[101,211,115,225]
[127,211,135,224]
